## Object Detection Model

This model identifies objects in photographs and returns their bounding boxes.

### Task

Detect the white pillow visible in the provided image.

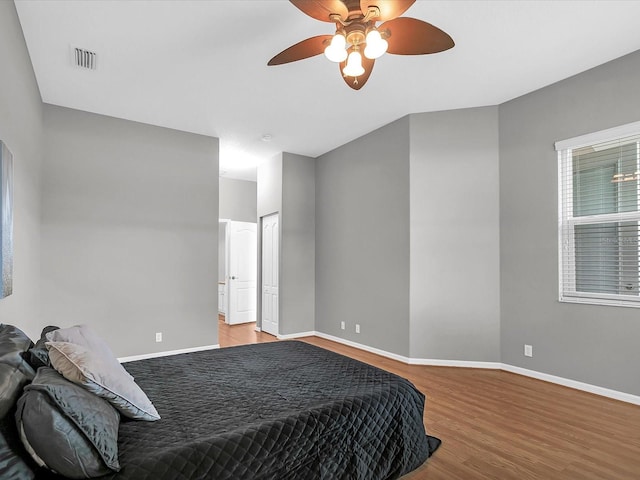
[46,325,132,379]
[47,341,160,421]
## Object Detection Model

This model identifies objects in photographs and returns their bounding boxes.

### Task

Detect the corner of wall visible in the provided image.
[408,107,501,362]
[0,1,45,339]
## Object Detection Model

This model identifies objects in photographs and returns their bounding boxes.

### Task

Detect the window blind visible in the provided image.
[557,129,640,307]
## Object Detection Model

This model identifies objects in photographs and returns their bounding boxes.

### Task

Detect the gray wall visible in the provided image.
[219,177,256,223]
[500,50,640,395]
[0,2,43,339]
[257,155,282,220]
[316,117,411,356]
[410,108,501,361]
[281,153,315,335]
[41,105,219,357]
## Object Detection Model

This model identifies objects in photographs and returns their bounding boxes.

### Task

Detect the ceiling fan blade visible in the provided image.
[339,56,375,90]
[268,35,333,66]
[381,17,454,55]
[290,0,349,22]
[360,0,415,22]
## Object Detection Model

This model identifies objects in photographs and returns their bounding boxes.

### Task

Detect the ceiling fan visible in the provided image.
[268,0,454,90]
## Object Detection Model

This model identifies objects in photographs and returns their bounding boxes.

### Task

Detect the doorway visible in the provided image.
[218,220,257,325]
[261,213,279,336]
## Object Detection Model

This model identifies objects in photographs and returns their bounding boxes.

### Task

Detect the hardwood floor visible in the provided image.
[217,314,277,347]
[218,320,640,479]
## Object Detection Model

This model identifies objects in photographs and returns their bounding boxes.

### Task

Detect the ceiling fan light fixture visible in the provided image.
[364,29,388,59]
[343,50,365,77]
[268,0,455,90]
[324,33,348,62]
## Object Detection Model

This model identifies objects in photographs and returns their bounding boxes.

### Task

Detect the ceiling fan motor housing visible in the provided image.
[345,23,366,46]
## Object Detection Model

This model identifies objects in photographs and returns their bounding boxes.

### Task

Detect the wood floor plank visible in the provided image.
[218,321,640,479]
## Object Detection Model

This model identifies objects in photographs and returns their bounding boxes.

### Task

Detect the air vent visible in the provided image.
[73,47,97,70]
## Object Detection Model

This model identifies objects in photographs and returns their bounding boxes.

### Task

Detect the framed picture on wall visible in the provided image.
[0,140,13,298]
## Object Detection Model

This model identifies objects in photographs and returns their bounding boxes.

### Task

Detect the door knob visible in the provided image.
[231,276,237,280]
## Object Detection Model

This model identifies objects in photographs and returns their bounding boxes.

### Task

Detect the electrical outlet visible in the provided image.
[355,324,360,334]
[156,332,163,343]
[340,321,345,330]
[524,344,533,357]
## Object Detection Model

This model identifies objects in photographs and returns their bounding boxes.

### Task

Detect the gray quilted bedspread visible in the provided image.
[52,341,438,479]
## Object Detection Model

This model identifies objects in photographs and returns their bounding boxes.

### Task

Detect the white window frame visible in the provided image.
[556,120,640,308]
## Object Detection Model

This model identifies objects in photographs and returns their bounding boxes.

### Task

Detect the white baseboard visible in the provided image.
[254,326,262,332]
[277,331,316,340]
[409,358,502,369]
[501,363,640,406]
[314,331,412,363]
[118,344,219,363]
[314,332,501,369]
[300,331,640,406]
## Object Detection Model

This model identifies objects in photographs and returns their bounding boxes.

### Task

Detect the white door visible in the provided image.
[261,213,279,336]
[226,221,257,325]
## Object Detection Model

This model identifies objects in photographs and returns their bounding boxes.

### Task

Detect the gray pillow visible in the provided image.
[0,325,35,380]
[0,365,36,480]
[0,328,37,480]
[0,364,30,420]
[15,367,120,479]
[0,325,35,421]
[47,341,160,421]
[24,326,59,370]
[0,416,36,480]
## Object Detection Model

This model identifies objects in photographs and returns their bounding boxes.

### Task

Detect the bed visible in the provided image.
[1,327,440,480]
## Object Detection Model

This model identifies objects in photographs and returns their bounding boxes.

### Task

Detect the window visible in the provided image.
[556,122,640,307]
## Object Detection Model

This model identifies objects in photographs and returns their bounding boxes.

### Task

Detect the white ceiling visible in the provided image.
[14,0,640,182]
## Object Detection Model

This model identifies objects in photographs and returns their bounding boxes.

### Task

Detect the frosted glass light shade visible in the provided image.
[342,51,365,77]
[364,29,388,59]
[324,34,348,63]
